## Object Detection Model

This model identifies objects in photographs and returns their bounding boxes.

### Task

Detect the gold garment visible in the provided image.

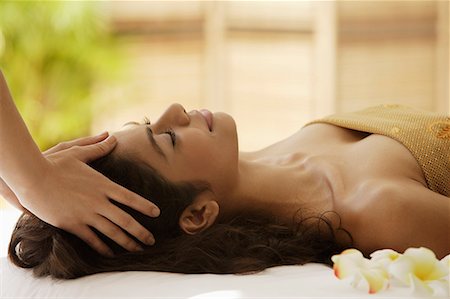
[306,105,449,196]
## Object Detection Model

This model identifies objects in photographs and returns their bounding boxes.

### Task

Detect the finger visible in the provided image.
[43,132,109,155]
[109,184,160,218]
[72,135,118,163]
[75,226,114,257]
[92,215,145,252]
[64,132,110,147]
[101,204,155,246]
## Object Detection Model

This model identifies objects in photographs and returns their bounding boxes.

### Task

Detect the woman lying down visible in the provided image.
[3,85,449,279]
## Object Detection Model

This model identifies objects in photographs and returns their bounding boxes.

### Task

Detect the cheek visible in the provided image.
[178,136,231,179]
[172,121,238,182]
[184,140,220,171]
[181,143,237,194]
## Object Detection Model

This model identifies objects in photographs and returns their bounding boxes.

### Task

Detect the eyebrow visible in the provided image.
[122,121,167,161]
[145,126,168,162]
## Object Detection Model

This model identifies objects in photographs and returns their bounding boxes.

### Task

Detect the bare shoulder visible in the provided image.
[346,179,450,258]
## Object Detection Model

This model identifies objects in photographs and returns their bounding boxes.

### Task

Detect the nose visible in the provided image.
[158,103,190,128]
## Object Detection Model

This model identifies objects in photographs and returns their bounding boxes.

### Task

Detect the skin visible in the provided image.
[0,71,159,257]
[114,103,450,258]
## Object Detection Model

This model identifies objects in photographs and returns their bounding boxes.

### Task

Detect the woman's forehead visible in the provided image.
[113,125,166,169]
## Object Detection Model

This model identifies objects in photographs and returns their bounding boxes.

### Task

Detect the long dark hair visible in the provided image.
[8,152,351,279]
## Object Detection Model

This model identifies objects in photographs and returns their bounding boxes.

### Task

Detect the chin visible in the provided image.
[214,112,237,133]
[213,111,238,146]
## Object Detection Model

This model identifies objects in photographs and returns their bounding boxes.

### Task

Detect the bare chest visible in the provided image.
[263,123,427,223]
[266,123,426,187]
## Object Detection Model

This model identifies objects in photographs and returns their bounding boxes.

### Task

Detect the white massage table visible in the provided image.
[1,256,431,298]
[0,209,435,298]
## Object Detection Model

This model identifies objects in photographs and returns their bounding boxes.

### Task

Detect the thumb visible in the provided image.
[74,135,117,163]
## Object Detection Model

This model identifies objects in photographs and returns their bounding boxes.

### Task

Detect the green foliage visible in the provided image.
[0,1,122,150]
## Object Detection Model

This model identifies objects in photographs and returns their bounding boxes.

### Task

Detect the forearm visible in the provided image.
[0,71,47,197]
[0,179,24,211]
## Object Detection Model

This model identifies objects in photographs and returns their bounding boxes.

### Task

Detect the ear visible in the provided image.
[179,192,219,235]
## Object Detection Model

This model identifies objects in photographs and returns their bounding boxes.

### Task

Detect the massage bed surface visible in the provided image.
[1,257,428,298]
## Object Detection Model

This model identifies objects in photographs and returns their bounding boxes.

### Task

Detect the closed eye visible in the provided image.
[142,116,176,147]
[164,128,176,146]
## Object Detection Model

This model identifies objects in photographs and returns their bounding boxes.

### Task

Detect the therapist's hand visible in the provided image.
[18,132,159,257]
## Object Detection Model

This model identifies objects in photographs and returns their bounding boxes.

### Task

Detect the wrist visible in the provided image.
[12,155,50,202]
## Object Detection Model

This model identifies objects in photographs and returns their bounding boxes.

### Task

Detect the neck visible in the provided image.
[224,149,334,225]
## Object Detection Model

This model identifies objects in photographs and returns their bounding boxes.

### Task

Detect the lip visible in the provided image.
[199,109,213,131]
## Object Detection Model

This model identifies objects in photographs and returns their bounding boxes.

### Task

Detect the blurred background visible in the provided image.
[0,1,449,256]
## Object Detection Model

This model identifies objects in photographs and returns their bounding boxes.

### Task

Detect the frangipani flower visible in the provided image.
[331,249,389,294]
[388,247,449,296]
[370,249,401,269]
[369,248,405,287]
[332,247,450,296]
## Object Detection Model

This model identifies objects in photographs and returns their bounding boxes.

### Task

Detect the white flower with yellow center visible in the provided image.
[388,247,449,296]
[331,249,389,294]
[331,247,449,296]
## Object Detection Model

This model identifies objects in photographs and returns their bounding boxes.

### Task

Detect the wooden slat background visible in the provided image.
[1,1,449,213]
[91,1,448,152]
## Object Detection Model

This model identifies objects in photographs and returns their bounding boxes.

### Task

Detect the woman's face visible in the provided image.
[112,103,239,201]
